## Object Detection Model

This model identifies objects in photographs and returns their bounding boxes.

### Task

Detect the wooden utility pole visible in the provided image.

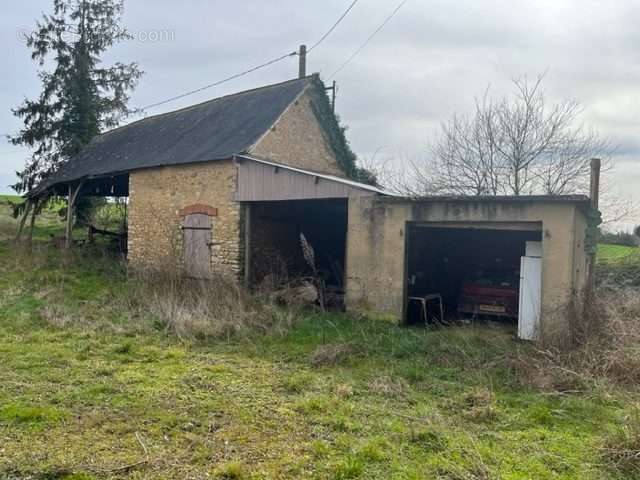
[590,158,601,210]
[325,81,337,112]
[298,44,307,78]
[586,158,601,292]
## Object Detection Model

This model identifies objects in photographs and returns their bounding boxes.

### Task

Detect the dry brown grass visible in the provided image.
[309,343,356,367]
[514,287,640,392]
[127,267,300,340]
[601,407,640,476]
[367,376,409,398]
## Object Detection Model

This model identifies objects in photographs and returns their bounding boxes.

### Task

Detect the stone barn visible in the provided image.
[33,74,385,285]
[32,75,598,341]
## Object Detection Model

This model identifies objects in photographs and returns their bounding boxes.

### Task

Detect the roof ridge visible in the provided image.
[99,75,317,139]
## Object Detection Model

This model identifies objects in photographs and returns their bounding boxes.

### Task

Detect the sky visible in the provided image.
[1,0,638,228]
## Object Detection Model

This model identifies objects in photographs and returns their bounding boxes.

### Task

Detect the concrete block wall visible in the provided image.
[345,196,589,338]
[128,160,242,277]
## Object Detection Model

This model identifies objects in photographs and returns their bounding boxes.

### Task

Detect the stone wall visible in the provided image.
[249,89,344,176]
[345,196,589,337]
[128,160,242,277]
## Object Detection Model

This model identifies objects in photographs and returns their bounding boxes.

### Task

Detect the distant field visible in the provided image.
[597,243,640,287]
[0,194,65,241]
[598,243,640,264]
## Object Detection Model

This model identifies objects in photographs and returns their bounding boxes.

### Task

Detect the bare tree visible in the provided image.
[406,75,610,197]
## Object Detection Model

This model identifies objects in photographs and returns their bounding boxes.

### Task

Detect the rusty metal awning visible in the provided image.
[234,155,391,201]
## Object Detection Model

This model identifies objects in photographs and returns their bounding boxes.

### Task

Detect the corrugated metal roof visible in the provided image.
[236,155,392,198]
[34,76,314,194]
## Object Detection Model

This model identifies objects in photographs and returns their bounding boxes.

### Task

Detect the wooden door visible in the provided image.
[183,213,212,278]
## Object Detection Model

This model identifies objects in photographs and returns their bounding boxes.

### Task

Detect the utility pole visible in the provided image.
[586,157,602,293]
[298,44,336,111]
[590,157,601,210]
[298,44,307,78]
[325,81,337,112]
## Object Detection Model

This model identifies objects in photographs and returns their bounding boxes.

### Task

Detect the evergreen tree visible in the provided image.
[10,0,142,198]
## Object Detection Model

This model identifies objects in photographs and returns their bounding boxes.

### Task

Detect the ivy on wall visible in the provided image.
[585,207,602,256]
[308,77,378,186]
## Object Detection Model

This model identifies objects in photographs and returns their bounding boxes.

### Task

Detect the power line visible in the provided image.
[308,0,359,53]
[136,1,360,113]
[139,50,298,112]
[329,0,409,79]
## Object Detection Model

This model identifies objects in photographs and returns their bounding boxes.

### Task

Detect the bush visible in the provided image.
[515,287,640,391]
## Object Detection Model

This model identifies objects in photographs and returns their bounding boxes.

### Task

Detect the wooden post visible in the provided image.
[243,203,252,288]
[331,80,337,112]
[587,158,601,292]
[65,181,84,249]
[590,158,601,210]
[15,199,33,241]
[26,198,39,243]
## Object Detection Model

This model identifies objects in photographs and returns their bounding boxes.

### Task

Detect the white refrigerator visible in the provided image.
[518,242,542,341]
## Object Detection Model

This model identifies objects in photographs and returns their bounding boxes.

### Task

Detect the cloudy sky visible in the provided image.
[1,0,638,226]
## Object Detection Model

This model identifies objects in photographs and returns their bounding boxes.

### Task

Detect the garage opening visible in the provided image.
[247,199,347,307]
[405,224,542,330]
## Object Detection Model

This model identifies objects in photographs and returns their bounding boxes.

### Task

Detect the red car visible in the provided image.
[457,270,519,319]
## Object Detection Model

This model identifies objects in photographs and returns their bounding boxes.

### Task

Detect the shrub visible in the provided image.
[515,287,640,391]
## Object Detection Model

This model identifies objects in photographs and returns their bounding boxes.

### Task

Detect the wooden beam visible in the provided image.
[243,203,252,288]
[26,198,39,243]
[65,181,84,249]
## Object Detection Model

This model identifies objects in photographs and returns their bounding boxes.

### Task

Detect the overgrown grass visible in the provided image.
[1,243,638,479]
[1,212,639,478]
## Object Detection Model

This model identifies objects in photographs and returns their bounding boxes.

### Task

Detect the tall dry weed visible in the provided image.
[515,287,640,391]
[127,266,300,340]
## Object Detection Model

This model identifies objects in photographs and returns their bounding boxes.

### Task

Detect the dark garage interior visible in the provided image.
[405,224,542,325]
[249,199,348,292]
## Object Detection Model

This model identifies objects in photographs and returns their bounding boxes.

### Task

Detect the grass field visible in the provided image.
[1,204,639,479]
[598,244,640,287]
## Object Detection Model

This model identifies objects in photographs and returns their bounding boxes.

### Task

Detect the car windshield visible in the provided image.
[466,269,517,287]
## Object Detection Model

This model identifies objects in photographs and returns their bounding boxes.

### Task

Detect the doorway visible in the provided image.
[182,213,212,278]
[404,224,542,330]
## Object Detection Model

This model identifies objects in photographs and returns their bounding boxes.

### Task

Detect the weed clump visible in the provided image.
[309,343,356,367]
[367,376,408,398]
[514,287,640,391]
[125,267,299,340]
[601,408,640,476]
[214,462,246,479]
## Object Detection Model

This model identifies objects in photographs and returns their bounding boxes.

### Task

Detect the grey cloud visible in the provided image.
[0,0,638,223]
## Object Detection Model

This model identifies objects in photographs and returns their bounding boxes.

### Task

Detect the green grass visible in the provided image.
[598,244,640,287]
[599,243,640,264]
[0,194,68,241]
[0,216,638,478]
